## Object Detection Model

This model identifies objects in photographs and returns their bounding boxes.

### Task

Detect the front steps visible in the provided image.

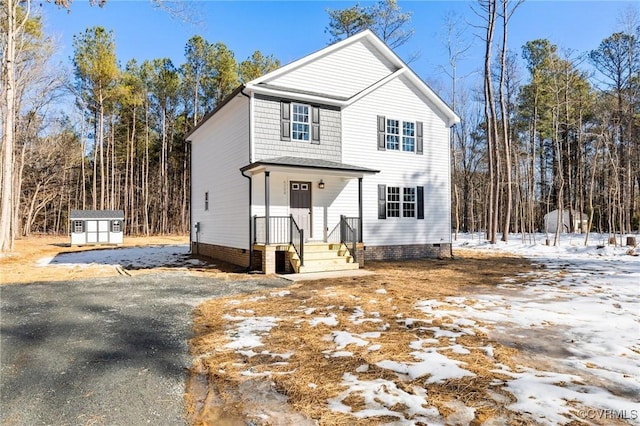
[290,243,359,273]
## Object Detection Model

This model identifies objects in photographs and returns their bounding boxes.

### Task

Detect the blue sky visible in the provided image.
[40,0,635,95]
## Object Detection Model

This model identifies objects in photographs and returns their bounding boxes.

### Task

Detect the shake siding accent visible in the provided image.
[253,95,341,162]
[342,75,451,246]
[264,39,397,99]
[190,95,250,249]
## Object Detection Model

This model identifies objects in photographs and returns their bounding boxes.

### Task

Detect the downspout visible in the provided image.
[240,87,253,270]
[187,139,193,254]
[448,123,456,258]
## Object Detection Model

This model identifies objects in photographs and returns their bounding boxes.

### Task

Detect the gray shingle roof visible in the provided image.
[240,157,379,174]
[69,210,124,220]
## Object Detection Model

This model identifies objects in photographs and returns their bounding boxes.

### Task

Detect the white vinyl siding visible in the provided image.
[190,95,250,249]
[342,74,451,246]
[262,39,397,99]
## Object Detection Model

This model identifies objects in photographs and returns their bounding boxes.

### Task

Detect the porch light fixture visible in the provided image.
[318,179,325,189]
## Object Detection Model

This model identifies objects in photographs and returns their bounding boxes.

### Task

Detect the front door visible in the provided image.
[290,181,311,240]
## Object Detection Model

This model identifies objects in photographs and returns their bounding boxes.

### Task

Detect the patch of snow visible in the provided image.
[375,288,387,294]
[223,315,279,351]
[328,373,444,424]
[309,314,339,327]
[377,348,475,383]
[332,331,369,349]
[39,244,193,269]
[270,290,290,297]
[444,400,476,426]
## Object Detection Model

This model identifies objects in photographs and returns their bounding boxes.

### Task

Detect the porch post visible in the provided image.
[358,177,363,242]
[265,171,270,245]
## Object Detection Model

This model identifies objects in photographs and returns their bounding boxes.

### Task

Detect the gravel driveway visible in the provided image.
[1,273,289,425]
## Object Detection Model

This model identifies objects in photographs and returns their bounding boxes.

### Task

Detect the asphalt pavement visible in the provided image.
[1,273,289,425]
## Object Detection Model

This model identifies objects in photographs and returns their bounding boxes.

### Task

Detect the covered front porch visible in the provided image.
[240,157,378,273]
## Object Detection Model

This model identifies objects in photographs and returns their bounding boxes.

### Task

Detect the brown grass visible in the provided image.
[188,250,547,425]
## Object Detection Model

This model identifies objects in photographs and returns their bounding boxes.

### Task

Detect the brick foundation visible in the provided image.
[191,242,250,267]
[363,243,451,261]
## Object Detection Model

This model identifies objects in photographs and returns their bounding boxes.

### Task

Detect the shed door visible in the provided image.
[98,220,109,242]
[290,182,311,239]
[86,220,98,243]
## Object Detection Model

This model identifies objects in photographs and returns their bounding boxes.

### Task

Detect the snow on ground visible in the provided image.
[453,232,640,425]
[218,232,639,425]
[36,244,205,269]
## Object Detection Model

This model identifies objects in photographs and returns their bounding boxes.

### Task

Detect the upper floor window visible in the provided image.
[281,101,320,144]
[386,119,400,150]
[402,122,415,152]
[292,103,310,141]
[377,115,423,154]
[205,192,209,211]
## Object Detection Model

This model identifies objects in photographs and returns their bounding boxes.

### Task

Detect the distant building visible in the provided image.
[69,210,124,246]
[543,209,588,233]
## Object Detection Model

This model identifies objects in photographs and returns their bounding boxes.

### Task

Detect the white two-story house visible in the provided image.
[187,30,459,274]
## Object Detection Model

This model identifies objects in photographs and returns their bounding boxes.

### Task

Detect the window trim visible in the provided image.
[386,186,400,218]
[291,103,310,142]
[385,118,400,150]
[379,185,424,220]
[73,220,84,233]
[378,116,423,154]
[402,187,416,217]
[402,121,416,152]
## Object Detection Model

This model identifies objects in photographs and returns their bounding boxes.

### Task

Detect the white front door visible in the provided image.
[290,181,311,240]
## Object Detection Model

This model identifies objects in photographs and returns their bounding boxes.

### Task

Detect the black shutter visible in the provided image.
[377,115,386,150]
[281,101,291,141]
[417,186,424,219]
[378,184,387,219]
[311,106,320,144]
[416,121,423,155]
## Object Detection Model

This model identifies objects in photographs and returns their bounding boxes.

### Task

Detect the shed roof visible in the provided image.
[70,210,124,220]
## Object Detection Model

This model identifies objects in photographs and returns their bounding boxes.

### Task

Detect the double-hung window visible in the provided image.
[378,115,423,154]
[378,184,424,220]
[402,122,415,152]
[403,188,416,217]
[387,187,400,217]
[291,103,310,141]
[386,119,400,150]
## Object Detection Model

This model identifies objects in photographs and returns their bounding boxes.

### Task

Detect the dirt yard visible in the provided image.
[187,252,556,425]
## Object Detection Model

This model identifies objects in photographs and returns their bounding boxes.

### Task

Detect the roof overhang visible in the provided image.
[240,157,379,178]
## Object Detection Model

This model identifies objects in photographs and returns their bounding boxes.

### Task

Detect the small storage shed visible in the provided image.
[543,209,588,233]
[69,210,124,246]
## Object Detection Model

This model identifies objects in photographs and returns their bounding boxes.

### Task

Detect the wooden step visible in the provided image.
[298,262,360,274]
